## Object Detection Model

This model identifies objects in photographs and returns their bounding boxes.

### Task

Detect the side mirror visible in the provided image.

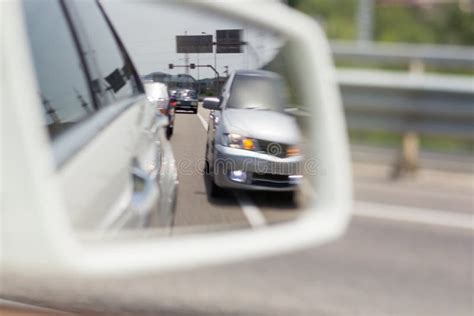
[2,0,352,279]
[202,97,221,110]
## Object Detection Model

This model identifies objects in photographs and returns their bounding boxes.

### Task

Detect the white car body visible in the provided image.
[2,0,178,234]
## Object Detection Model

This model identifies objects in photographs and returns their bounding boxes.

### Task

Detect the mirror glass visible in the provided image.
[74,0,318,240]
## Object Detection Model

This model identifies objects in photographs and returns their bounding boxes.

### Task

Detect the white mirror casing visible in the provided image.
[1,0,352,277]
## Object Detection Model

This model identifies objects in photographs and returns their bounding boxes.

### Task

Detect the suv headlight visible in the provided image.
[224,133,256,150]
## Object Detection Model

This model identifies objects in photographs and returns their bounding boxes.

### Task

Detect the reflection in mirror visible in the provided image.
[77,0,318,239]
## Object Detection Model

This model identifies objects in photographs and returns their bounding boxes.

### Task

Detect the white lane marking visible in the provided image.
[235,192,267,228]
[302,179,473,231]
[197,113,208,131]
[196,111,267,228]
[354,201,474,231]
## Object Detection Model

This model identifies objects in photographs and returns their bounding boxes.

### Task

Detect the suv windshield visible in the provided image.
[227,75,287,111]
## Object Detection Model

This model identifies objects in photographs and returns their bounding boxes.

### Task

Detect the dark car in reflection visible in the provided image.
[175,89,198,114]
[203,70,303,199]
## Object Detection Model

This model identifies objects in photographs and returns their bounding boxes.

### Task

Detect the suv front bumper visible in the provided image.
[213,144,303,191]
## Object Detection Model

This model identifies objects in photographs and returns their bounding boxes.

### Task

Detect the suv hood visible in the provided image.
[222,109,301,145]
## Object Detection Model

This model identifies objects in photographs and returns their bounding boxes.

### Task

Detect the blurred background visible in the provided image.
[290,0,473,46]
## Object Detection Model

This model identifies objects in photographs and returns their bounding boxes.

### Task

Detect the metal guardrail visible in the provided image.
[338,69,474,140]
[292,68,473,176]
[331,41,474,70]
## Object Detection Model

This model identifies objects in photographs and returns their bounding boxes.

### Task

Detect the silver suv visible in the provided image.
[203,70,303,199]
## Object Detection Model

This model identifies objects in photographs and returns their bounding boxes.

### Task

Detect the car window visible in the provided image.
[22,0,95,139]
[178,90,197,99]
[67,0,140,108]
[227,74,287,111]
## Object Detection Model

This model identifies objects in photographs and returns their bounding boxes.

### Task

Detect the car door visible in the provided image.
[21,0,172,231]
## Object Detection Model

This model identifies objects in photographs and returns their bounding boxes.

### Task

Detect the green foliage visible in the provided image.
[375,6,437,43]
[293,0,357,40]
[291,0,474,45]
[376,4,474,45]
[435,4,474,45]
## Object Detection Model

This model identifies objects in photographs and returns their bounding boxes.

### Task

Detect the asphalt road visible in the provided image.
[1,106,472,315]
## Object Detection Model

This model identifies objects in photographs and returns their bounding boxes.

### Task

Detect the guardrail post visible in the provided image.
[392,131,419,179]
[394,59,422,179]
[409,58,425,74]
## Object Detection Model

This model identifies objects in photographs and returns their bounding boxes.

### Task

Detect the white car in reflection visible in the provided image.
[203,70,303,199]
[144,82,176,139]
[12,0,178,231]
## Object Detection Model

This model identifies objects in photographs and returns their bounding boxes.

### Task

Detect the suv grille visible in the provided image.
[256,140,289,158]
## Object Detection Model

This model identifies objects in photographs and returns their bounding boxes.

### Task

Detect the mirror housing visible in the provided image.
[1,0,352,277]
[203,97,221,110]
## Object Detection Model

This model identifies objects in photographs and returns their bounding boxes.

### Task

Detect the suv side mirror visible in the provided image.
[203,97,221,110]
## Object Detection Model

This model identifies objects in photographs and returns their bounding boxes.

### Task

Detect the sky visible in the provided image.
[102,0,284,79]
